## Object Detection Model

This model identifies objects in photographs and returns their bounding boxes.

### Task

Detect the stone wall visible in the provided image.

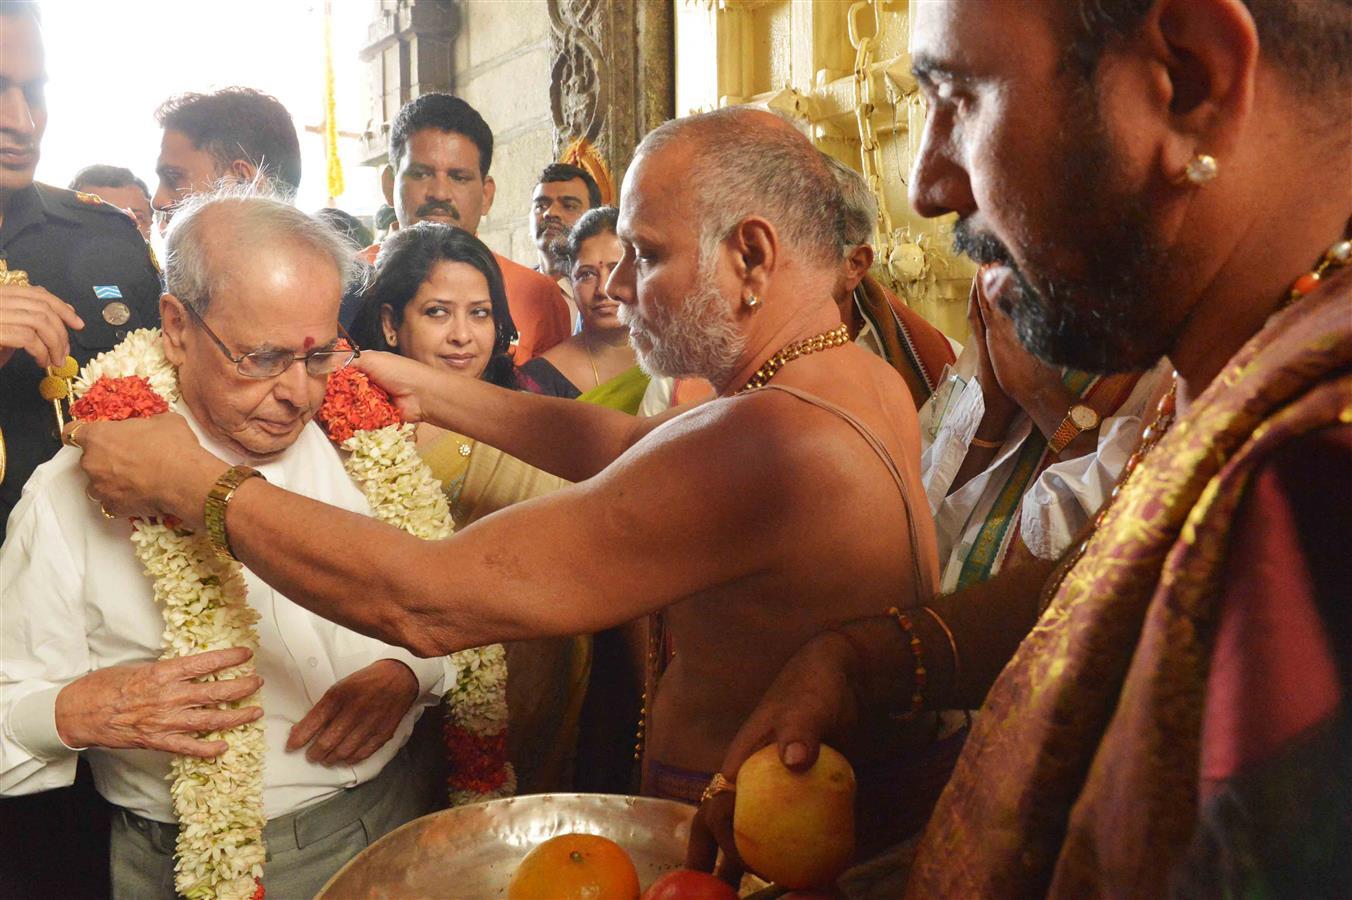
[449,0,555,267]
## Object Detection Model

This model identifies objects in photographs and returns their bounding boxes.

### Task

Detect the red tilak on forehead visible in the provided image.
[303,336,316,350]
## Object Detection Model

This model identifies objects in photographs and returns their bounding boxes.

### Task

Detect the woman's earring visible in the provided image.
[744,294,762,310]
[1176,153,1219,186]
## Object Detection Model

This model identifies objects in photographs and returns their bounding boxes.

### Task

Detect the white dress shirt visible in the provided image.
[919,349,1171,591]
[1,405,446,822]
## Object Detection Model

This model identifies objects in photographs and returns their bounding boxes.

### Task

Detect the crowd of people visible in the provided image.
[1,0,1348,898]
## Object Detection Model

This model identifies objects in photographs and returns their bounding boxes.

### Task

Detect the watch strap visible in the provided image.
[1048,404,1099,455]
[204,465,265,561]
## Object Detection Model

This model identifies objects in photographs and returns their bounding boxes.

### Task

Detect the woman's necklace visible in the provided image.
[1037,237,1350,613]
[736,323,850,394]
[582,331,602,389]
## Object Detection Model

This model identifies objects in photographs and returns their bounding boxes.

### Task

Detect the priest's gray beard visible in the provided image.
[619,262,745,387]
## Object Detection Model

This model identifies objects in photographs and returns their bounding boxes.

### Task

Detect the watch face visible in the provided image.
[1070,404,1099,429]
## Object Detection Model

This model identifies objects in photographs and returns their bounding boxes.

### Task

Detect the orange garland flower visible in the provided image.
[70,375,170,422]
[317,367,402,443]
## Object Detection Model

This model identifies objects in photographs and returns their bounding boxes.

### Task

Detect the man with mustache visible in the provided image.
[0,7,162,893]
[690,0,1352,895]
[71,108,944,848]
[531,162,603,329]
[364,93,570,363]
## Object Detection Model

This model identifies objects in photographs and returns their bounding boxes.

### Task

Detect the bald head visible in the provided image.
[164,184,357,316]
[637,108,846,267]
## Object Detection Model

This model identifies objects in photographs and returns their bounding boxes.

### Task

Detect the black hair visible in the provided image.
[155,87,302,196]
[537,162,602,209]
[559,206,619,270]
[313,207,373,252]
[1060,0,1352,98]
[389,93,493,177]
[69,164,149,198]
[352,222,518,389]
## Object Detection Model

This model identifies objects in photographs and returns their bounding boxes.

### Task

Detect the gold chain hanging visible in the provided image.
[847,0,896,260]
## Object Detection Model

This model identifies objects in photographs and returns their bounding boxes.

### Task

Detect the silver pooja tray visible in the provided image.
[317,792,695,899]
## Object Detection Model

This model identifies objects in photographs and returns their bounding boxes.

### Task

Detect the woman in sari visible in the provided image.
[518,207,652,414]
[351,223,586,797]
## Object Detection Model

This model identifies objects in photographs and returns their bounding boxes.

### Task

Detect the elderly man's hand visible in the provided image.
[69,413,226,528]
[286,659,420,767]
[0,283,85,369]
[354,351,435,423]
[53,647,264,757]
[685,631,862,885]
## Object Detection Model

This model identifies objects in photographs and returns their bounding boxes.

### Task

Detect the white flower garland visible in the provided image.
[338,426,515,805]
[76,330,517,900]
[73,329,265,900]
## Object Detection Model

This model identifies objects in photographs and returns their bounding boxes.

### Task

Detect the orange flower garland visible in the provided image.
[319,367,515,806]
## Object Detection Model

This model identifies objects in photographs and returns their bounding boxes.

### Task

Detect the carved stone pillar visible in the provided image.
[357,0,458,167]
[548,0,674,195]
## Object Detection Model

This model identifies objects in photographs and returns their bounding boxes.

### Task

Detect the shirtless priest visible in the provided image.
[71,109,943,831]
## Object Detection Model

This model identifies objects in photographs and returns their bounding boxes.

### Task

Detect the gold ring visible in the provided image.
[85,485,100,504]
[65,421,86,449]
[699,772,736,805]
[100,504,115,520]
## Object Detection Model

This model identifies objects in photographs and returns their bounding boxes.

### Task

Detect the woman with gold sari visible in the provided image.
[517,207,653,415]
[518,207,653,793]
[351,223,584,796]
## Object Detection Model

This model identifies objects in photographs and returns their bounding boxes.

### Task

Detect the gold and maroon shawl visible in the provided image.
[906,269,1352,899]
[855,275,956,409]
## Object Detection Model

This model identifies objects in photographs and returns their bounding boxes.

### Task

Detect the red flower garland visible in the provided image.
[317,367,402,443]
[443,725,511,796]
[70,375,169,422]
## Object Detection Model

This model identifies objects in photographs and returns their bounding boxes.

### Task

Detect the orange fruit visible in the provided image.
[734,744,856,889]
[508,833,641,900]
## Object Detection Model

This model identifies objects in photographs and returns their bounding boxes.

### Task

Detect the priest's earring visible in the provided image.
[1175,153,1219,186]
[744,293,762,310]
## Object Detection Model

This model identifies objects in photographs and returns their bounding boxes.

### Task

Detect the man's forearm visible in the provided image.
[420,370,644,482]
[840,556,1056,713]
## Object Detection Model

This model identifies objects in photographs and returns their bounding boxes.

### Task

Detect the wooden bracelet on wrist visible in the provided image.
[887,607,927,718]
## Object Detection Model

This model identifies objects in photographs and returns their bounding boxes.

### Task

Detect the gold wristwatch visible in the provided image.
[1048,403,1101,455]
[204,465,265,561]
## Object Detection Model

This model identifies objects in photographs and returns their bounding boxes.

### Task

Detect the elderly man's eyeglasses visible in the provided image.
[182,303,359,378]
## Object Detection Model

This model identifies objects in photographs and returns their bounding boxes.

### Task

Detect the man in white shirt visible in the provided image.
[0,188,445,898]
[918,273,1172,591]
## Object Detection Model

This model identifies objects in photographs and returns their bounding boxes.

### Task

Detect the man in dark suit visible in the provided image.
[0,4,161,895]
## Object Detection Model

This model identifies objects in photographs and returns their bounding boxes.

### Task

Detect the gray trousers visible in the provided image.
[111,746,434,900]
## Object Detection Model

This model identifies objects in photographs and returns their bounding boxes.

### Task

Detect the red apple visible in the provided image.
[640,869,739,900]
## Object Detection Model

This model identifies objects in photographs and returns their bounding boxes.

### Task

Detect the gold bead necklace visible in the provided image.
[736,323,851,394]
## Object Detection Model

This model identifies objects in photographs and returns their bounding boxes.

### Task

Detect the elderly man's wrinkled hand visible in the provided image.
[286,658,420,767]
[0,283,84,369]
[685,632,861,885]
[69,413,224,525]
[53,647,264,757]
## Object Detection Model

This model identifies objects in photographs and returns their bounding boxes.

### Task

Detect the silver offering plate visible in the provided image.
[317,792,695,898]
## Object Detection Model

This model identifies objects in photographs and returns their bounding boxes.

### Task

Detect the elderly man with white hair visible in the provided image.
[0,189,444,898]
[72,107,947,863]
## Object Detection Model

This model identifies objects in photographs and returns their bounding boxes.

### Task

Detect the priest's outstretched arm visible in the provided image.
[355,350,691,483]
[68,398,794,656]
